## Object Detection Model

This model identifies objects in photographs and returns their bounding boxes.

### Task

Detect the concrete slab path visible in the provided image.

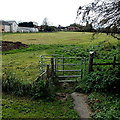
[71,92,92,120]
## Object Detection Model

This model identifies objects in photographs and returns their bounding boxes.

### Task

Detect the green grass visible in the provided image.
[2,93,79,119]
[2,39,119,83]
[3,50,47,83]
[2,32,120,118]
[2,32,118,45]
[2,32,119,88]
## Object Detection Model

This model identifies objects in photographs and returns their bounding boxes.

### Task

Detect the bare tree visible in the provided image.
[42,18,49,26]
[76,0,120,39]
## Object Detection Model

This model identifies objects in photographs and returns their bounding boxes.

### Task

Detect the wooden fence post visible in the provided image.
[113,56,116,68]
[51,58,54,77]
[88,51,94,72]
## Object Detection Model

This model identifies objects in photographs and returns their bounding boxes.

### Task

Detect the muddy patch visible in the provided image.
[1,41,28,51]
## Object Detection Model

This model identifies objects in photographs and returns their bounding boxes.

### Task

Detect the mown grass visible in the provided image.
[2,32,118,45]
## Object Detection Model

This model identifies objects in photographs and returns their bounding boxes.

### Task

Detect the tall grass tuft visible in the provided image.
[2,69,56,99]
[2,70,32,96]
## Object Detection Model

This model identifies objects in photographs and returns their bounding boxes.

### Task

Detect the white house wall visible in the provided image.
[10,22,18,32]
[4,25,10,32]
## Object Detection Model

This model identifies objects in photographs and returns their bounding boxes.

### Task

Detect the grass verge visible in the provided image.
[2,93,79,119]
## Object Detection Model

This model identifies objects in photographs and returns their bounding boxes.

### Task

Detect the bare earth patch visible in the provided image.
[2,41,28,51]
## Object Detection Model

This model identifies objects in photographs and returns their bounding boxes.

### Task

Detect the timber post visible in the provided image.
[51,58,54,77]
[88,51,94,72]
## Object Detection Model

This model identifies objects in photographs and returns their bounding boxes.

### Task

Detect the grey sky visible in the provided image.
[1,0,94,26]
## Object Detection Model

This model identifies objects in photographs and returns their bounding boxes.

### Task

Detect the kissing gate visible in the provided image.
[40,55,87,82]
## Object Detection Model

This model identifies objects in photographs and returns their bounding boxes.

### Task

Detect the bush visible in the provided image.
[32,80,48,98]
[75,67,120,93]
[32,77,56,100]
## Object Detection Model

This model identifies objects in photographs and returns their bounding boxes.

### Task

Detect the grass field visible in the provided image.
[2,32,119,83]
[2,32,119,119]
[2,32,118,45]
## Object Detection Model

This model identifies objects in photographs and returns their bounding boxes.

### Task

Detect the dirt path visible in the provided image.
[71,92,92,119]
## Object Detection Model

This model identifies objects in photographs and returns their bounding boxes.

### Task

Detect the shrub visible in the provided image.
[32,80,48,98]
[75,67,120,93]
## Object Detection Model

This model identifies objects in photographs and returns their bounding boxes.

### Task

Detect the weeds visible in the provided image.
[2,69,32,96]
[75,67,120,93]
[2,69,56,99]
[88,93,120,120]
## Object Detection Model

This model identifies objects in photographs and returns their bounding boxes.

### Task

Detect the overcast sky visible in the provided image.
[1,0,94,26]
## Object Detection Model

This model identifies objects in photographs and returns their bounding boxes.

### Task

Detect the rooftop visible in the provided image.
[0,20,10,25]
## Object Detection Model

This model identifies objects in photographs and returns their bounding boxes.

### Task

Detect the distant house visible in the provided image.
[0,20,11,32]
[0,20,39,33]
[67,26,80,31]
[7,21,18,32]
[0,20,18,32]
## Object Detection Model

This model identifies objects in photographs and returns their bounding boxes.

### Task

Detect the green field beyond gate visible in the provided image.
[2,32,118,45]
[2,32,118,83]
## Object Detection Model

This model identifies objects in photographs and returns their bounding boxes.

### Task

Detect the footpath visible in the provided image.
[71,92,92,119]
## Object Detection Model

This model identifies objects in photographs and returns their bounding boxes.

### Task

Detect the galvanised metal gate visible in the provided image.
[40,55,87,82]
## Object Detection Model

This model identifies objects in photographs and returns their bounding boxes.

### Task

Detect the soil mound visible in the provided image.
[1,41,28,51]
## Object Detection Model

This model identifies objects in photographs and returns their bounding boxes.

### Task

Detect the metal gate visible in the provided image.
[40,55,87,82]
